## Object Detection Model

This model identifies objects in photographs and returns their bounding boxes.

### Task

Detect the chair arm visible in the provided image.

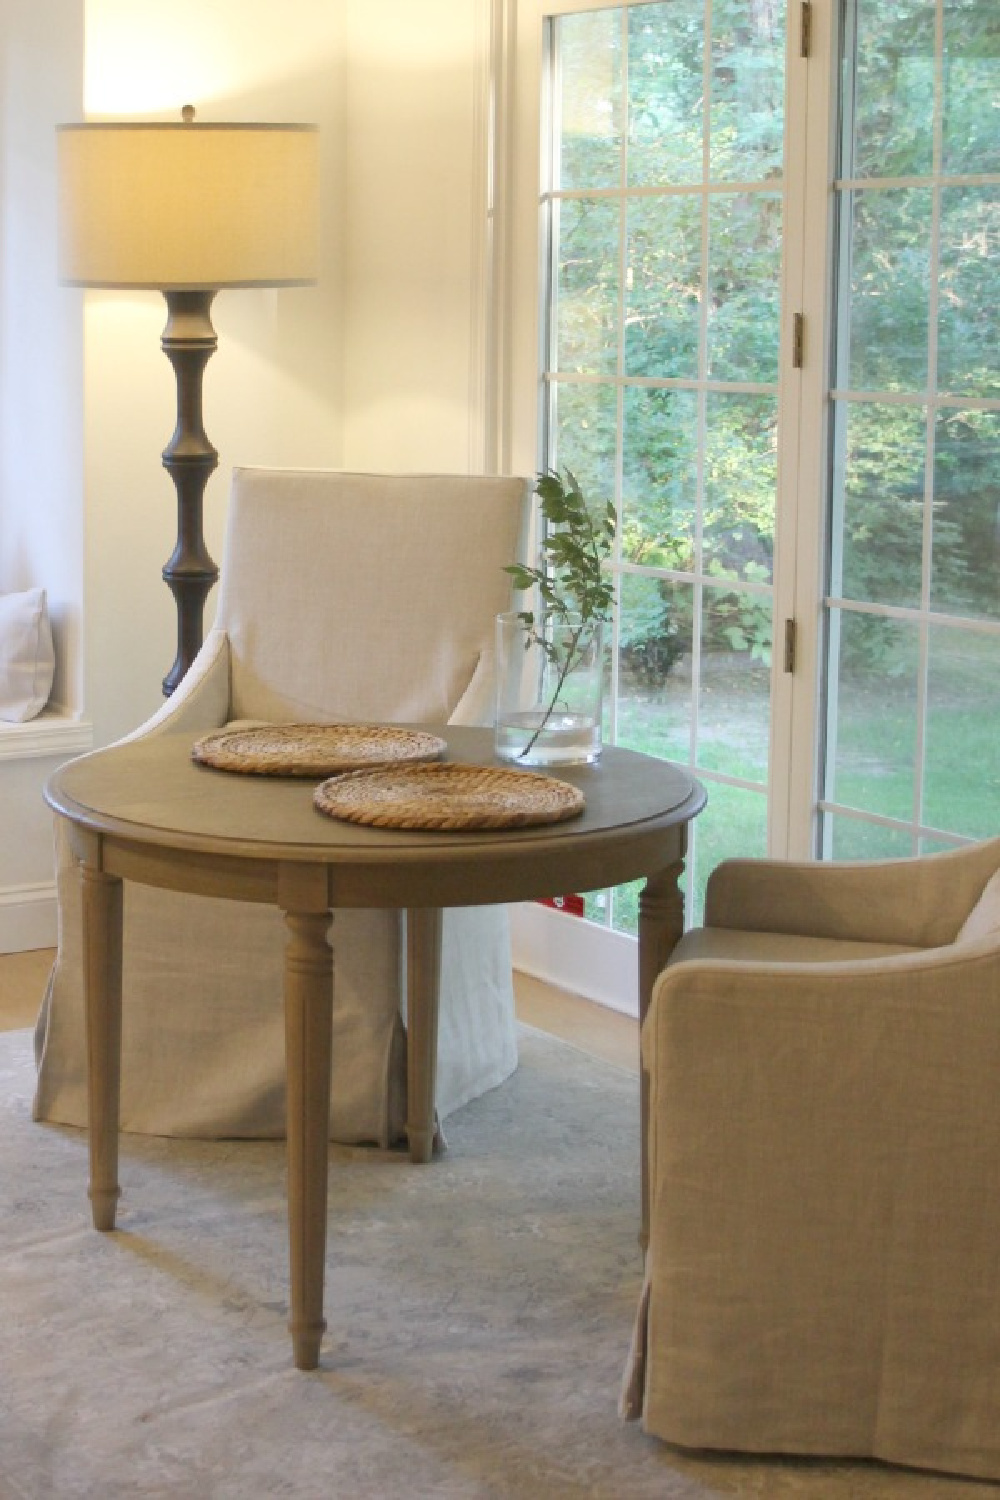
[704,840,1000,948]
[644,940,1000,1086]
[115,631,232,745]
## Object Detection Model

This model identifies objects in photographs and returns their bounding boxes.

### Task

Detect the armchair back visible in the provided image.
[215,468,529,725]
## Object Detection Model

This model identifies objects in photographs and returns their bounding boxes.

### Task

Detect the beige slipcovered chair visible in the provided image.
[624,837,1000,1482]
[35,467,530,1146]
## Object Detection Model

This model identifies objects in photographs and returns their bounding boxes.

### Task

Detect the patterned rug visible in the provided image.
[0,1027,981,1499]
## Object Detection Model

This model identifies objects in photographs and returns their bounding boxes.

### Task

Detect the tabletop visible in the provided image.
[46,723,706,909]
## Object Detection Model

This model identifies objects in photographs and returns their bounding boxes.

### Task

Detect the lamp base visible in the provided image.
[160,289,220,697]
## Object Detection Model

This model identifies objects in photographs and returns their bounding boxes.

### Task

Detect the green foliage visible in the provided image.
[504,468,616,632]
[618,575,687,686]
[540,0,998,931]
[707,561,773,666]
[549,0,997,661]
[503,470,617,756]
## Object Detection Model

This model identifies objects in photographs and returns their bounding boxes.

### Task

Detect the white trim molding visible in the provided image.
[510,899,639,1016]
[0,881,56,953]
[0,711,91,953]
[0,711,93,761]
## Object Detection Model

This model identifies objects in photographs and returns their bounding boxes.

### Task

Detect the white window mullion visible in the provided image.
[913,0,947,836]
[778,0,841,859]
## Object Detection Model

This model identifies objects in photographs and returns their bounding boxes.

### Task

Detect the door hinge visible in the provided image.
[792,312,804,368]
[800,0,813,57]
[783,618,797,674]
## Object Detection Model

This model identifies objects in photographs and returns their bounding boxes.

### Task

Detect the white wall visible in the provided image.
[2,0,495,753]
[82,0,347,746]
[80,0,496,745]
[0,0,498,950]
[0,0,85,714]
[341,0,492,474]
[0,1,87,951]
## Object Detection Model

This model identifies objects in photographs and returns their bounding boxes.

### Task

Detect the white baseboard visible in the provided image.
[509,901,638,1018]
[0,883,57,953]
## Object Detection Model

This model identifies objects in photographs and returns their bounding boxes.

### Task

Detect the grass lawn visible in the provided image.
[585,629,998,934]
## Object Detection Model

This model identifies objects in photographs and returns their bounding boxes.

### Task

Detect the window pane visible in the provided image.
[625,194,701,378]
[932,409,1000,621]
[828,610,919,820]
[833,400,926,608]
[616,575,692,763]
[708,192,782,382]
[555,197,620,375]
[827,815,915,860]
[848,0,934,178]
[555,10,623,192]
[551,380,619,504]
[622,387,697,564]
[583,887,610,926]
[610,877,644,936]
[843,188,931,392]
[690,783,767,923]
[943,0,1000,176]
[628,0,703,186]
[938,185,1000,400]
[710,0,785,183]
[704,393,776,584]
[544,0,783,936]
[923,626,1000,837]
[700,585,771,782]
[826,0,1000,866]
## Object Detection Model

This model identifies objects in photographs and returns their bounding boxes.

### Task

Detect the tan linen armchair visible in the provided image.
[624,837,1000,1482]
[35,467,530,1146]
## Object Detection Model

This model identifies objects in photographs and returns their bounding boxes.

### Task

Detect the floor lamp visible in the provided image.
[57,110,319,695]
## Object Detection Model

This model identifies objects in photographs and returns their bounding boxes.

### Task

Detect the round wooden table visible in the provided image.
[45,724,705,1370]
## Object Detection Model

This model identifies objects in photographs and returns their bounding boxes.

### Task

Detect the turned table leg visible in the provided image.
[282,897,334,1372]
[637,854,686,1254]
[81,861,123,1233]
[405,907,443,1164]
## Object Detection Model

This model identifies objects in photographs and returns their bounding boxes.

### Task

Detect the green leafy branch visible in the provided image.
[503,469,616,755]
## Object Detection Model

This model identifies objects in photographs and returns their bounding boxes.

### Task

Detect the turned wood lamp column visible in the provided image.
[159,288,220,695]
[57,109,319,694]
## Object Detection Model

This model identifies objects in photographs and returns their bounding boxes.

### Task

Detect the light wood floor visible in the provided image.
[0,948,639,1074]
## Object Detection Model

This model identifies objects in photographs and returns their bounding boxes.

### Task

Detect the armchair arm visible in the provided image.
[704,840,1000,948]
[641,940,1000,1347]
[644,941,1000,1152]
[116,630,232,745]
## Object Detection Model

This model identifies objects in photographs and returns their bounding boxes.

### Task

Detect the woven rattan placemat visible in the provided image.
[192,723,447,778]
[313,762,585,830]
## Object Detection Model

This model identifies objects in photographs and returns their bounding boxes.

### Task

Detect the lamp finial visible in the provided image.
[181,104,196,123]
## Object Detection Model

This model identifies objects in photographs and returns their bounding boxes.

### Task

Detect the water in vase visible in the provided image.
[495,710,602,767]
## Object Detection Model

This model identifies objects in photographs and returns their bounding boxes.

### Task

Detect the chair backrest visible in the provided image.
[214,468,530,724]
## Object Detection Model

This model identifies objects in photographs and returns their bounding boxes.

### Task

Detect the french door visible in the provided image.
[501,0,998,971]
[820,0,1000,857]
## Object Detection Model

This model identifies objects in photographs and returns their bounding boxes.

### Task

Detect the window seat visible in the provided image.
[0,710,92,952]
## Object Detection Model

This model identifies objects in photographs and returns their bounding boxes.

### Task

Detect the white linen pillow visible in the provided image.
[956,868,1000,945]
[0,587,55,722]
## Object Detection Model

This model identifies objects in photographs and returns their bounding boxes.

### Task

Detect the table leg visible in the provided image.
[405,906,443,1164]
[283,905,334,1372]
[637,857,685,1253]
[81,863,123,1233]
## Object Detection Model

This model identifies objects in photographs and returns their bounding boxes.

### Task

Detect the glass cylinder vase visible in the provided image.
[494,610,604,766]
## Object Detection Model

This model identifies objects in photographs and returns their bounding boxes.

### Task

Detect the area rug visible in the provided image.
[0,1027,984,1500]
